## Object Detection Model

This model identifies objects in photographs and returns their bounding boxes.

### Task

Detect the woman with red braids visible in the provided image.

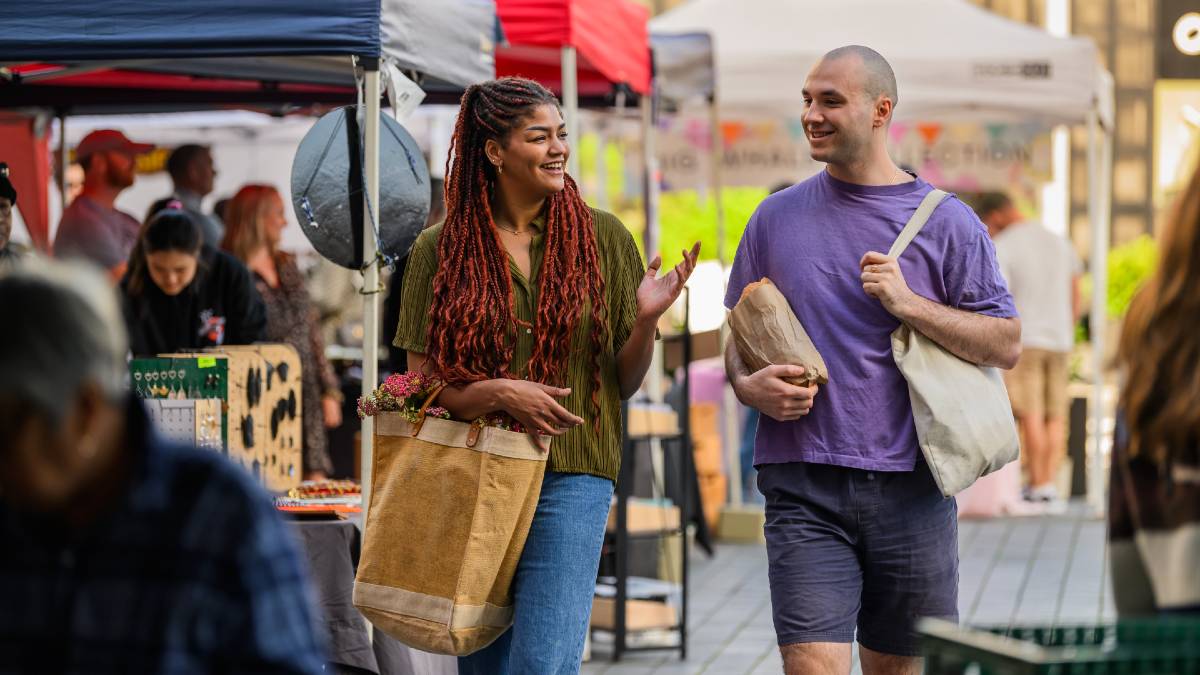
[395,77,698,673]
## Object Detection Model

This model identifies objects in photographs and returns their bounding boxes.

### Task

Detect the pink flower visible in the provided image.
[356,396,379,419]
[425,406,450,419]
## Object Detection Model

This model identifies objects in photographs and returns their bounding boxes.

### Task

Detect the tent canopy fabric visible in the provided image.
[651,0,1111,127]
[651,32,715,104]
[1,0,381,61]
[497,0,651,95]
[0,0,497,112]
[0,115,51,252]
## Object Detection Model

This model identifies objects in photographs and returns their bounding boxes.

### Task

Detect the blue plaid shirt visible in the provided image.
[0,401,326,674]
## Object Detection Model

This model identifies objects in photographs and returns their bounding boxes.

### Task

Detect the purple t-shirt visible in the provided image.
[724,171,1017,471]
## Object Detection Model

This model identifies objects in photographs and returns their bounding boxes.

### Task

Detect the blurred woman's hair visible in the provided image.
[1117,162,1200,462]
[221,184,282,262]
[125,204,202,297]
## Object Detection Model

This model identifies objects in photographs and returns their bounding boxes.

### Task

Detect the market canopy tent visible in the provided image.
[0,0,496,247]
[0,0,497,111]
[650,0,1111,126]
[495,0,652,177]
[496,0,652,97]
[0,0,499,543]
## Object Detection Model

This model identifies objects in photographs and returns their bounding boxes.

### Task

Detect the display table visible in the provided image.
[291,519,456,675]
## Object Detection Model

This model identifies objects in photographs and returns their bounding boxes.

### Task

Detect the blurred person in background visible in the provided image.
[977,193,1082,510]
[54,160,85,207]
[222,184,341,480]
[0,259,325,674]
[120,203,265,356]
[65,162,84,204]
[157,144,223,247]
[1109,162,1200,615]
[0,163,26,270]
[54,130,152,279]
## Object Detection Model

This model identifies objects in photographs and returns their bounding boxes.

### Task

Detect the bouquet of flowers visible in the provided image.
[357,371,529,434]
[357,371,450,422]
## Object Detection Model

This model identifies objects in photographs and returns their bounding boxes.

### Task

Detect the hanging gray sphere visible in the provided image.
[290,106,431,269]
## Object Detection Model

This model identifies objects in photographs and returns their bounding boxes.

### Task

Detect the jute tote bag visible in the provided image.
[353,386,548,655]
[889,189,1019,497]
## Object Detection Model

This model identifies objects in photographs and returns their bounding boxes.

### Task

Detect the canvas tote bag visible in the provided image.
[353,385,548,655]
[889,189,1019,497]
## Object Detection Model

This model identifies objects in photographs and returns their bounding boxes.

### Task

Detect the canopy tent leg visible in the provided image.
[360,61,382,546]
[1085,109,1112,514]
[58,113,68,211]
[709,98,727,267]
[561,46,580,179]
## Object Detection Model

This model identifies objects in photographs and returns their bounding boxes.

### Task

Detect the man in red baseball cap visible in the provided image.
[54,130,154,280]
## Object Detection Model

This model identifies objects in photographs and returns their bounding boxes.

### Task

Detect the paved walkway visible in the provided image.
[584,505,1113,675]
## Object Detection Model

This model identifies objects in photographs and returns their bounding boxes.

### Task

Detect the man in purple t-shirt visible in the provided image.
[724,46,1019,674]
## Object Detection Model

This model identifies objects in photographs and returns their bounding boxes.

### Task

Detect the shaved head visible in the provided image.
[820,45,898,108]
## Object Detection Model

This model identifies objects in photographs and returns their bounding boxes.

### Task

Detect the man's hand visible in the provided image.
[731,365,819,422]
[860,251,916,318]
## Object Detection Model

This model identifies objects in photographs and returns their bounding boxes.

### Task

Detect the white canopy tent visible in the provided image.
[652,0,1115,510]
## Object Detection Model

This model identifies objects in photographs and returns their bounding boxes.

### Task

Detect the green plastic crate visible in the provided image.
[919,618,1200,674]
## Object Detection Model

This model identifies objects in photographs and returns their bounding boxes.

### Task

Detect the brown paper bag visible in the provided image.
[729,278,829,387]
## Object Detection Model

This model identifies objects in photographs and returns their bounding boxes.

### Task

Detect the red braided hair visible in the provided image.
[427,77,609,424]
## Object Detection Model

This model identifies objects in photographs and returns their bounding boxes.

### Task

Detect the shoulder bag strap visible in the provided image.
[887,189,949,259]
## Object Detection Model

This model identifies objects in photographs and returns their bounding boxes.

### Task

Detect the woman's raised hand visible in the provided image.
[636,242,701,321]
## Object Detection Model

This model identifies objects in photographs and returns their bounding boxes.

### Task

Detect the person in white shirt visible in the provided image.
[976,193,1082,508]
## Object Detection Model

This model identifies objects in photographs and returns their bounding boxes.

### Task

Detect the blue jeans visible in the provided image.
[458,471,614,675]
[740,408,760,501]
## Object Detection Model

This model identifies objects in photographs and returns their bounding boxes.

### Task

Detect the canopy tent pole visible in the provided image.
[709,97,727,267]
[561,46,580,178]
[58,112,68,211]
[360,60,382,536]
[640,94,659,271]
[1085,108,1112,513]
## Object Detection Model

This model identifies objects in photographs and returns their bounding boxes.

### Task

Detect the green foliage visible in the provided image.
[1104,235,1158,319]
[656,187,769,266]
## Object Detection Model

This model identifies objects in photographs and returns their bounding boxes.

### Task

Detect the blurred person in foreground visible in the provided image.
[54,130,152,280]
[1109,162,1200,615]
[0,163,27,270]
[222,185,341,480]
[0,259,325,674]
[977,192,1082,510]
[724,46,1018,675]
[120,202,265,355]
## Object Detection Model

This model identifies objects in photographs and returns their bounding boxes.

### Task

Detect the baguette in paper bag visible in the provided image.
[730,278,829,387]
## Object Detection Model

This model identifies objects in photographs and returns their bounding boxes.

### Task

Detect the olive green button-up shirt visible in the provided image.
[394,207,644,482]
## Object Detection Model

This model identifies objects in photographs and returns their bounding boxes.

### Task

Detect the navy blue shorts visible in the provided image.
[758,461,958,657]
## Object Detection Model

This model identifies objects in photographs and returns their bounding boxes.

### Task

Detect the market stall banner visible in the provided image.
[657,112,1051,193]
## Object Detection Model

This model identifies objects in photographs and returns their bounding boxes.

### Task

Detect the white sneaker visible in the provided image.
[1031,484,1067,514]
[1031,484,1059,501]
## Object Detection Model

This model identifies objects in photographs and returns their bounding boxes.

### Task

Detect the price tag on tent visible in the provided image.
[384,60,426,121]
[197,357,217,369]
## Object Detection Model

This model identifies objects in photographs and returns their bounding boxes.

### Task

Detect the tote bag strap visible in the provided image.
[887,189,948,259]
[411,382,448,435]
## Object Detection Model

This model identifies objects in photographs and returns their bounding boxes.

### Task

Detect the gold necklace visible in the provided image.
[494,222,531,237]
